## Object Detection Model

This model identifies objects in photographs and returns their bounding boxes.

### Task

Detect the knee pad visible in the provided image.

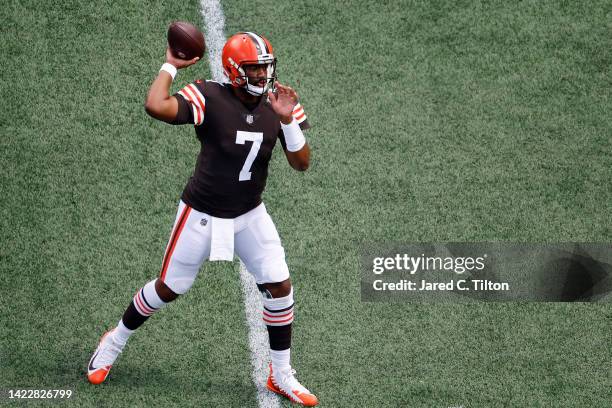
[162,257,200,295]
[163,277,196,295]
[252,259,289,286]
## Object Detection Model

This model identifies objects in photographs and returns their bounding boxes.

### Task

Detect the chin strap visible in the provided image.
[245,78,275,96]
[245,83,266,96]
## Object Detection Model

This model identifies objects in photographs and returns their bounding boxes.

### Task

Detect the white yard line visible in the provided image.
[199,0,226,82]
[239,262,281,408]
[198,2,280,406]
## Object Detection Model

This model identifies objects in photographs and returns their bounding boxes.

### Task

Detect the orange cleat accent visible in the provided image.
[267,363,318,406]
[87,365,111,385]
[87,330,123,385]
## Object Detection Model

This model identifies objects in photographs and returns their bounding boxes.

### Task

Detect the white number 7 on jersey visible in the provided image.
[235,131,263,181]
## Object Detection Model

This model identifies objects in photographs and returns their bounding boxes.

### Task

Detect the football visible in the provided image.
[167,21,206,60]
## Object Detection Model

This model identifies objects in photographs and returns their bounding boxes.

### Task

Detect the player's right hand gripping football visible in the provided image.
[165,47,200,69]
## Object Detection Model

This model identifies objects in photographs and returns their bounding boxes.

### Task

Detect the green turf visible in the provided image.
[1,0,611,406]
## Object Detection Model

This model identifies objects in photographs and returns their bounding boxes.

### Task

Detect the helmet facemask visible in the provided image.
[236,59,277,96]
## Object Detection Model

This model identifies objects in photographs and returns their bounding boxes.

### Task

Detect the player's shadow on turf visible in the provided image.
[104,361,255,403]
[447,244,612,302]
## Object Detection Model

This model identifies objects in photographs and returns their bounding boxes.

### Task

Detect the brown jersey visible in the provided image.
[172,80,310,218]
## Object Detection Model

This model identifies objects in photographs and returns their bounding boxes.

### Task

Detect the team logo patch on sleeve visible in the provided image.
[178,83,206,125]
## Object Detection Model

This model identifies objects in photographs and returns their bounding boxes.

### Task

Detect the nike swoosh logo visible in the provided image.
[88,350,100,372]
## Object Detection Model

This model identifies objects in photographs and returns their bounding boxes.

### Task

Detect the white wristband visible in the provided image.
[160,63,177,80]
[281,118,306,152]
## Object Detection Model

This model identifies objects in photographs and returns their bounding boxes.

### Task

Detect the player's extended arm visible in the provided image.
[269,84,310,171]
[144,48,199,123]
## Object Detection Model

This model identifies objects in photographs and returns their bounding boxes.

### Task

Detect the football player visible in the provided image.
[87,32,318,406]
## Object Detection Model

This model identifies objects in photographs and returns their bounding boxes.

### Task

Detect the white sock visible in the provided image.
[113,319,133,346]
[270,348,291,373]
[133,279,167,317]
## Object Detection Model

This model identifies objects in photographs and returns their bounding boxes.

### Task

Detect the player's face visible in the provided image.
[243,64,270,88]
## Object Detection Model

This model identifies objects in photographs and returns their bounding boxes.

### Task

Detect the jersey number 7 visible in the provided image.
[235,131,263,181]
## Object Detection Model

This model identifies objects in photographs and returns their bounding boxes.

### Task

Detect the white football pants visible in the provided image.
[158,200,290,294]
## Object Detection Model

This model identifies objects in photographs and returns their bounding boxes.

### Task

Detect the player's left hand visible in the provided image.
[268,83,298,124]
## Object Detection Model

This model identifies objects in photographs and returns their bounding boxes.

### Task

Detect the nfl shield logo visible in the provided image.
[246,114,254,125]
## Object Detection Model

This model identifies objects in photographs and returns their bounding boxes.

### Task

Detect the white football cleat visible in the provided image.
[87,330,124,384]
[267,363,318,406]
